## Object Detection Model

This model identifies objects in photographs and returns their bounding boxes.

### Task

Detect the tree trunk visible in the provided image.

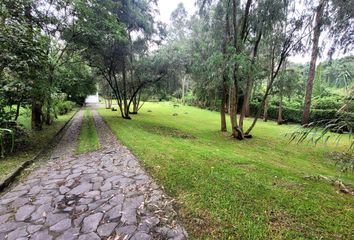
[31,100,42,130]
[220,1,230,132]
[220,95,227,132]
[245,42,287,135]
[229,85,237,130]
[25,4,43,130]
[130,95,139,114]
[182,76,185,105]
[277,92,283,124]
[301,0,326,125]
[14,100,22,121]
[244,84,252,117]
[229,0,243,140]
[239,30,262,129]
[263,97,269,122]
[45,96,52,125]
[122,58,130,119]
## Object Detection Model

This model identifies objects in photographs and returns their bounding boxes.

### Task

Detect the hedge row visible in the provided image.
[249,103,354,123]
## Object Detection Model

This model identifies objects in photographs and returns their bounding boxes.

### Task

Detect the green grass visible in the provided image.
[76,109,100,154]
[98,102,354,240]
[0,108,77,182]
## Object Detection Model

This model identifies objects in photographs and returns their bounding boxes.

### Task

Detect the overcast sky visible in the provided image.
[156,0,351,63]
[157,0,197,24]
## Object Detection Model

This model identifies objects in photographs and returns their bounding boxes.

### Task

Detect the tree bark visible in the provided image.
[277,92,283,124]
[263,97,269,122]
[122,57,130,119]
[239,30,262,129]
[220,0,230,132]
[31,100,43,130]
[301,0,326,125]
[229,0,243,139]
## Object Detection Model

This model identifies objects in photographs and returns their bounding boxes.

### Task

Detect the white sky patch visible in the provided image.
[157,0,197,25]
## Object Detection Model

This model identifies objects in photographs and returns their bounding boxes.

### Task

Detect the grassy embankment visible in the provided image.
[98,102,353,240]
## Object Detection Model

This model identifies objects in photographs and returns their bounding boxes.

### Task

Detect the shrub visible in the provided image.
[0,128,13,157]
[0,122,30,157]
[312,95,345,110]
[249,102,354,124]
[56,101,76,115]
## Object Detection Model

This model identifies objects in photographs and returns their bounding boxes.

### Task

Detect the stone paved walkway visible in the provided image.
[0,108,187,240]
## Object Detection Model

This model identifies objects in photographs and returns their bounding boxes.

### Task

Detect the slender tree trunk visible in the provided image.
[122,58,130,119]
[45,96,52,125]
[263,97,269,122]
[220,99,227,132]
[239,30,262,129]
[229,86,239,137]
[230,0,243,139]
[277,92,283,124]
[301,0,326,125]
[181,76,185,105]
[14,100,22,121]
[45,70,54,125]
[220,1,230,132]
[263,44,274,123]
[245,43,287,135]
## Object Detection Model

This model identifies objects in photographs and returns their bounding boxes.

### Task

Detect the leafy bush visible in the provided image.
[312,95,345,110]
[0,128,13,158]
[249,102,354,124]
[56,101,76,115]
[0,121,30,157]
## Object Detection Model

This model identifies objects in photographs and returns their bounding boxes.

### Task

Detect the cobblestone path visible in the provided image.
[0,108,187,240]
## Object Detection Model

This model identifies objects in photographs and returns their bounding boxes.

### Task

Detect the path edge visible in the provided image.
[93,108,188,238]
[0,108,80,192]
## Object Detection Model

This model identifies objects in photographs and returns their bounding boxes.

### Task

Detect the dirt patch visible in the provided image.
[234,162,257,172]
[141,124,196,139]
[267,209,295,235]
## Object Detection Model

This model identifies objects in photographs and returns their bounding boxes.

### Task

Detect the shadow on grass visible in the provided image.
[139,123,196,139]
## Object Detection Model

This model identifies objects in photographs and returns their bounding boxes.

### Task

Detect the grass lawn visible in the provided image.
[0,108,77,182]
[76,108,100,154]
[98,102,353,240]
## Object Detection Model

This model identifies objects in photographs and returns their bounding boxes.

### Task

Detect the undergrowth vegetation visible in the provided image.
[0,109,76,181]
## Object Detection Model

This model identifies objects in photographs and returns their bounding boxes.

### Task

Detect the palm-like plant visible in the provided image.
[289,85,353,171]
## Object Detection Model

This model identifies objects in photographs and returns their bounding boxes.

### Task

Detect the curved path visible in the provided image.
[0,108,187,240]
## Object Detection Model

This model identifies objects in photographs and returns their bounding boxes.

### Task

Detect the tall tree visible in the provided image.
[301,0,327,125]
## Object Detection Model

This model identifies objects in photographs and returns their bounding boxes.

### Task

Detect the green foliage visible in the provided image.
[312,95,347,110]
[250,102,354,123]
[0,128,14,158]
[56,101,76,116]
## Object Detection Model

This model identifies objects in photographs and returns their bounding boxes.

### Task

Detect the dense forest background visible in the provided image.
[0,0,353,154]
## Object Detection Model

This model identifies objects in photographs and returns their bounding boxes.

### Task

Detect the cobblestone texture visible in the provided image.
[0,107,187,239]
